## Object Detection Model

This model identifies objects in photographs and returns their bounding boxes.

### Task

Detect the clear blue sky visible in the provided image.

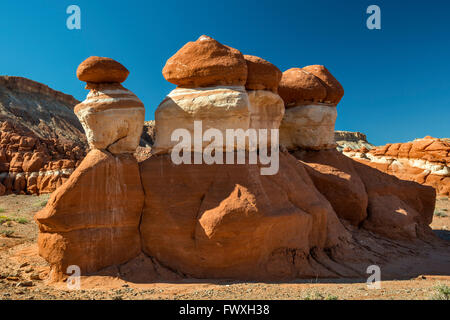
[1,0,448,145]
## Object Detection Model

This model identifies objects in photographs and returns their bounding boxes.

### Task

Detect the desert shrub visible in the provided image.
[434,211,448,217]
[431,284,450,300]
[0,215,11,224]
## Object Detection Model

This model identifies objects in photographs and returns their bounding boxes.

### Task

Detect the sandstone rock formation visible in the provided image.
[335,130,375,151]
[278,66,343,150]
[162,35,247,88]
[0,76,85,145]
[35,40,448,282]
[0,77,87,195]
[76,56,129,84]
[344,137,450,197]
[154,36,250,153]
[0,121,85,195]
[74,58,145,154]
[35,57,145,279]
[244,55,284,145]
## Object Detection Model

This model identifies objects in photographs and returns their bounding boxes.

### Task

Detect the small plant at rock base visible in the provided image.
[0,216,11,224]
[40,201,48,207]
[434,211,448,217]
[431,284,450,300]
[304,291,338,300]
[15,218,28,224]
[0,208,5,213]
[1,230,14,238]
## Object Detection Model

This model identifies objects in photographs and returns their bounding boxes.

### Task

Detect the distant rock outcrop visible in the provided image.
[335,130,375,151]
[0,76,87,195]
[344,137,450,197]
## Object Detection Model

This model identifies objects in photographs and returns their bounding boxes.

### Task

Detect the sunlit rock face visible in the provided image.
[75,83,145,154]
[278,66,343,151]
[344,137,450,197]
[74,56,144,155]
[152,86,250,153]
[244,55,284,145]
[280,104,337,150]
[35,57,145,280]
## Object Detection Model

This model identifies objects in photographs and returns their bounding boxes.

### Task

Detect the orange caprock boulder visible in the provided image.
[278,66,343,151]
[162,35,248,88]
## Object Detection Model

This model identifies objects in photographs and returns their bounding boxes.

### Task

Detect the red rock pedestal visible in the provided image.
[35,149,144,279]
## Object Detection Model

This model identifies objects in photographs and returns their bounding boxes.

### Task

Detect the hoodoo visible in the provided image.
[278,66,343,150]
[35,57,145,279]
[34,38,448,282]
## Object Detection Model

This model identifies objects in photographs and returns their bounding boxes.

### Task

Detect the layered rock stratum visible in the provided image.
[335,130,375,151]
[344,137,450,197]
[0,76,87,195]
[35,37,449,282]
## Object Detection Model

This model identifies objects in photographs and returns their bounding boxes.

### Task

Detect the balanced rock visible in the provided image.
[76,56,129,83]
[162,35,247,88]
[154,37,250,153]
[278,66,342,150]
[75,58,145,154]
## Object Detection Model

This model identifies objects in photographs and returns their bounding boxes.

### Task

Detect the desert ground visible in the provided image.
[0,194,449,300]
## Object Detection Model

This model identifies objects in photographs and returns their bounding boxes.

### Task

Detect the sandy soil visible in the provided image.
[0,194,449,300]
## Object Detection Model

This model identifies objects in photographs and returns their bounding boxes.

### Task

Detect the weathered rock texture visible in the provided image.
[335,130,375,151]
[0,76,87,195]
[76,56,129,84]
[35,57,146,279]
[162,35,247,88]
[35,42,448,282]
[153,86,250,153]
[154,36,252,153]
[244,55,284,145]
[0,76,85,145]
[278,66,343,150]
[35,149,144,279]
[344,137,450,197]
[74,71,145,155]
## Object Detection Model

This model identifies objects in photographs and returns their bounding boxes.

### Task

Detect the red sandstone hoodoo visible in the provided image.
[35,36,448,282]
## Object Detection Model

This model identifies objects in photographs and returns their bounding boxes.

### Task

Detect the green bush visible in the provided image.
[431,284,450,300]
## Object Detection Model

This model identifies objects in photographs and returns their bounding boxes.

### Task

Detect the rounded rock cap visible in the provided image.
[244,55,282,93]
[162,35,247,88]
[76,56,129,83]
[302,65,344,105]
[278,68,327,107]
